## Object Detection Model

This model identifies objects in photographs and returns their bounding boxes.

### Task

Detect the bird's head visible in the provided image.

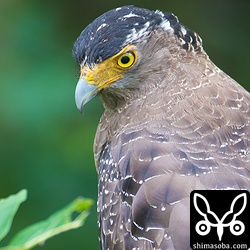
[73,5,203,112]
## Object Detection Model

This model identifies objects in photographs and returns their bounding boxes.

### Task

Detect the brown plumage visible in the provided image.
[73,6,250,249]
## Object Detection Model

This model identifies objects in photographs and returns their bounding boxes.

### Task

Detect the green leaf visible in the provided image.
[0,190,27,242]
[0,247,24,250]
[6,197,93,250]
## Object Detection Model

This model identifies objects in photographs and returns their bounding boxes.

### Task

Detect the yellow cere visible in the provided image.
[81,44,138,90]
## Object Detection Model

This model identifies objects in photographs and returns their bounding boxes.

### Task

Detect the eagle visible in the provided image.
[73,6,250,250]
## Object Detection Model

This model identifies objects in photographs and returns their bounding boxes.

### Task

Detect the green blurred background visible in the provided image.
[0,0,249,249]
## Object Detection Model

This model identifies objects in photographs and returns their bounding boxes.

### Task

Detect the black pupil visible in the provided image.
[121,55,130,64]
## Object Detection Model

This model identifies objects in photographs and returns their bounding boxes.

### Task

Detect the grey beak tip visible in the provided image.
[75,78,98,113]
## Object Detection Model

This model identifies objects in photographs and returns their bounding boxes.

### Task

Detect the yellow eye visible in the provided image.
[117,52,136,68]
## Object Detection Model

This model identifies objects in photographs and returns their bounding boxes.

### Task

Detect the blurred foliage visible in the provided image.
[0,190,27,243]
[0,190,93,250]
[0,0,249,249]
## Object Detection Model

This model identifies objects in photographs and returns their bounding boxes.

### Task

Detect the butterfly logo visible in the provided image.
[193,192,247,241]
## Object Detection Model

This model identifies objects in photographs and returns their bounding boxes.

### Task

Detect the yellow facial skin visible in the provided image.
[80,44,138,90]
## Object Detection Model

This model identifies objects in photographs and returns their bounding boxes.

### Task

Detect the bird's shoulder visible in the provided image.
[95,62,250,179]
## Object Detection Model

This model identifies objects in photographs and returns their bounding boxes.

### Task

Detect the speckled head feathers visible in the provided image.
[73,5,202,65]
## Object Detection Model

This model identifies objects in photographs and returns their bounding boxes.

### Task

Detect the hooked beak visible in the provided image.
[75,77,99,113]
